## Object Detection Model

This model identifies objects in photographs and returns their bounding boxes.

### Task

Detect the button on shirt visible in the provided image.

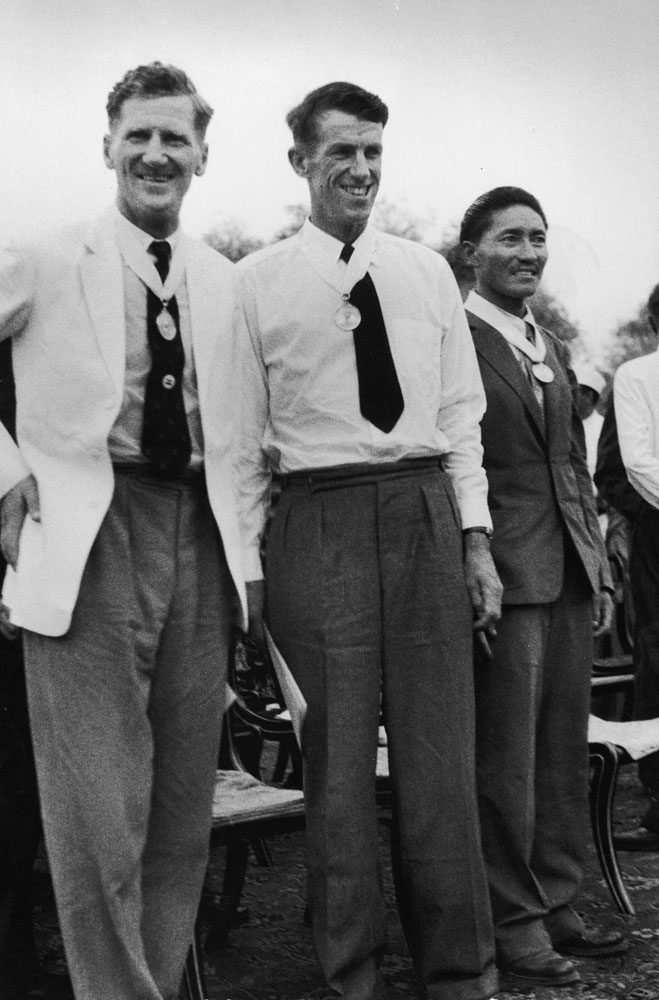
[108,209,204,469]
[237,218,491,579]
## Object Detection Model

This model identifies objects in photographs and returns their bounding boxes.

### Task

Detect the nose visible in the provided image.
[519,237,545,260]
[142,135,167,164]
[350,150,370,179]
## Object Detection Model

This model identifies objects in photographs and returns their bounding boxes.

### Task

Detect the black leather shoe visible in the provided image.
[554,927,629,958]
[499,951,581,988]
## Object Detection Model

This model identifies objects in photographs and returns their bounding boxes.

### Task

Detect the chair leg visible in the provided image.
[589,742,635,915]
[204,837,253,950]
[182,923,208,1000]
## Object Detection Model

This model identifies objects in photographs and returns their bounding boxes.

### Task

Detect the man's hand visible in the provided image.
[0,474,40,569]
[463,532,503,659]
[246,578,266,648]
[593,588,614,638]
[0,601,19,641]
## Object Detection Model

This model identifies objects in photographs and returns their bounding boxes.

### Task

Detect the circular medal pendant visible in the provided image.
[335,303,361,331]
[162,374,176,390]
[531,362,555,384]
[156,309,177,341]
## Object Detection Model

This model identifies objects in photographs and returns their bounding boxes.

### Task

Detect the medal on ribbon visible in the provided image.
[531,362,554,384]
[156,305,177,341]
[335,299,362,331]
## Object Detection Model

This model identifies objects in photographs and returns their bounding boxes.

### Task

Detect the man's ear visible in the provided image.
[103,134,114,170]
[195,142,209,176]
[288,146,308,178]
[462,241,479,268]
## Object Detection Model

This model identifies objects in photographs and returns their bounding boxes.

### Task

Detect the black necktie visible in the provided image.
[141,241,192,473]
[341,244,404,433]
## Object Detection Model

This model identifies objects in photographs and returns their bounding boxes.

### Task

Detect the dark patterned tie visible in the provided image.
[341,244,404,433]
[141,241,192,473]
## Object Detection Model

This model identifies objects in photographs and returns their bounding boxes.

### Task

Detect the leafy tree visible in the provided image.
[604,301,657,372]
[203,219,265,262]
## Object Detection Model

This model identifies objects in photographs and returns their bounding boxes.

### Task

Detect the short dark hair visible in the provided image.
[648,283,659,322]
[286,81,388,149]
[106,62,213,138]
[460,186,548,245]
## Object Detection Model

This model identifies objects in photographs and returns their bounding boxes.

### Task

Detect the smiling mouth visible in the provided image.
[136,173,174,184]
[341,185,370,197]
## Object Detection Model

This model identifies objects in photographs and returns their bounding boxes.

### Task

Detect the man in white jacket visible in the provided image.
[0,62,245,1000]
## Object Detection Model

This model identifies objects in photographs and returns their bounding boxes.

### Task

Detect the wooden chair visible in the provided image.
[182,635,305,1000]
[586,555,659,918]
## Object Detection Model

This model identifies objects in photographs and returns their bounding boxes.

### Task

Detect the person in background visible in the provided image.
[613,284,659,830]
[573,364,605,479]
[0,62,246,1000]
[237,81,502,1000]
[0,340,43,1000]
[460,185,625,991]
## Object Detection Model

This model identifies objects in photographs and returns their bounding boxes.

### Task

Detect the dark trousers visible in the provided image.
[630,502,659,790]
[0,632,42,994]
[266,463,497,1000]
[475,550,592,962]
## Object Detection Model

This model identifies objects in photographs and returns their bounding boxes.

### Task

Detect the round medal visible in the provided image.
[335,303,361,331]
[531,362,555,384]
[162,374,176,390]
[156,309,177,341]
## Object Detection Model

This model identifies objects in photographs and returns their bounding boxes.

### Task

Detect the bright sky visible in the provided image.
[2,0,658,363]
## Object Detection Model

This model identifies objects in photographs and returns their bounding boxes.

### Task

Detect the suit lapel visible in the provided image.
[184,237,217,401]
[540,332,570,452]
[468,312,546,440]
[80,216,125,394]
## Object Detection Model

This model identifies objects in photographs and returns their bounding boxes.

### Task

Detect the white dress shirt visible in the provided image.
[237,219,491,579]
[614,347,659,510]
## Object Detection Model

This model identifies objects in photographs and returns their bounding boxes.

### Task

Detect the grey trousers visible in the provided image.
[266,463,497,1000]
[475,552,592,962]
[24,470,233,1000]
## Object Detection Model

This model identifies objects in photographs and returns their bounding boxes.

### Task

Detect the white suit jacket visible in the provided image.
[0,212,247,636]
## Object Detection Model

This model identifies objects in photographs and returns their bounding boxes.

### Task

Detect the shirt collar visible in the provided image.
[465,289,539,340]
[300,217,379,294]
[111,204,181,258]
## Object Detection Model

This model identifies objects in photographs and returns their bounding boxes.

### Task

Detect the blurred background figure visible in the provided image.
[0,339,43,1000]
[613,285,659,831]
[573,364,606,478]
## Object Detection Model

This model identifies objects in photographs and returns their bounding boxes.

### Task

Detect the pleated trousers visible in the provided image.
[23,468,234,1000]
[474,548,592,962]
[266,461,497,1000]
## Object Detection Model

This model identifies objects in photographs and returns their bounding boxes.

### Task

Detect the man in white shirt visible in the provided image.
[614,284,659,819]
[0,63,245,1000]
[237,82,501,1000]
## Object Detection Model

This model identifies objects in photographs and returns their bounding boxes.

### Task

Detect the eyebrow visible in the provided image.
[499,226,545,236]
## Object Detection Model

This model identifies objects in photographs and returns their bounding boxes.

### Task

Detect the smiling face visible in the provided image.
[289,109,382,244]
[464,204,548,317]
[103,94,208,239]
